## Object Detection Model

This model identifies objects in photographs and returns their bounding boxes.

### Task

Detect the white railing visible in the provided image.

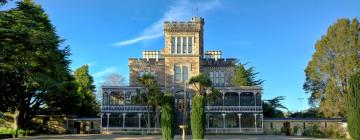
[206,128,263,134]
[101,105,149,113]
[102,105,262,113]
[205,106,262,112]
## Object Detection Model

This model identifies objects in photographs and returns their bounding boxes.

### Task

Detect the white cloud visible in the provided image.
[92,67,117,79]
[112,0,221,47]
[87,62,96,67]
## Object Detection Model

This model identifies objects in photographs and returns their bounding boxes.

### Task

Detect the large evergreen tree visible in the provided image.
[346,73,360,140]
[73,65,99,117]
[304,18,360,117]
[0,0,72,135]
[233,62,264,86]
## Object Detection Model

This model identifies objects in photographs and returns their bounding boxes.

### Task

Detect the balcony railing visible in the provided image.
[205,128,263,134]
[102,105,262,113]
[205,106,262,113]
[101,105,149,113]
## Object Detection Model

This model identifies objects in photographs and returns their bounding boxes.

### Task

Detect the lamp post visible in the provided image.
[179,80,188,139]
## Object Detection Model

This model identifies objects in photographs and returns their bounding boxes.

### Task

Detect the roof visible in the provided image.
[263,118,345,122]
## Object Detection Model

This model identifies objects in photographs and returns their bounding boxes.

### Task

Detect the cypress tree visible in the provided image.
[161,94,176,140]
[191,96,205,139]
[346,73,360,140]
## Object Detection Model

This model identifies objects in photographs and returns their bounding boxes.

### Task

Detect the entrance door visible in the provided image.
[175,91,190,134]
[74,121,81,134]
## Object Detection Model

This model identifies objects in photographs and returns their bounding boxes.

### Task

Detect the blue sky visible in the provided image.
[2,0,359,111]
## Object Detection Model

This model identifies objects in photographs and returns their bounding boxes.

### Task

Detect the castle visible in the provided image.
[101,17,263,134]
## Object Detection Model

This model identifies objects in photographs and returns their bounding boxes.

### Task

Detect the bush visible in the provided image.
[323,126,347,139]
[303,124,325,138]
[0,128,25,137]
[346,73,360,140]
[161,94,176,140]
[293,126,299,135]
[191,96,206,139]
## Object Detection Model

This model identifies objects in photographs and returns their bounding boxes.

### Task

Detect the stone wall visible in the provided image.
[128,58,165,86]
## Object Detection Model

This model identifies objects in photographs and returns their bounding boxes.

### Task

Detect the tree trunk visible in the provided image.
[14,107,19,138]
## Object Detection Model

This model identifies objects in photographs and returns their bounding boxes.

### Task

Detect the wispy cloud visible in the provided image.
[92,67,117,79]
[111,0,221,47]
[87,62,96,67]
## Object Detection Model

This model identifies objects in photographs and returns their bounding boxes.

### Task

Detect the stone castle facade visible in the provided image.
[101,17,263,134]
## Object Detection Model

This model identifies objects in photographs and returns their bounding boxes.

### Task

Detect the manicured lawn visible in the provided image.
[20,134,338,140]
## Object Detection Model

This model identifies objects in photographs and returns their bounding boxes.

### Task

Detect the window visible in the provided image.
[188,37,192,53]
[175,66,181,81]
[219,72,225,86]
[170,36,193,54]
[209,70,226,86]
[182,66,188,81]
[174,65,190,81]
[171,37,175,54]
[139,71,155,77]
[177,37,181,53]
[183,37,187,53]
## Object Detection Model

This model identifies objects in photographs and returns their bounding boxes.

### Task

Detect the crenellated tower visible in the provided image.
[162,17,205,91]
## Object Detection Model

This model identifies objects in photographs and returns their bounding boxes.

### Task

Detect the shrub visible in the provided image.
[303,124,325,138]
[346,73,360,140]
[293,126,299,135]
[323,126,347,139]
[191,96,205,139]
[280,126,287,134]
[161,94,176,140]
[0,128,25,137]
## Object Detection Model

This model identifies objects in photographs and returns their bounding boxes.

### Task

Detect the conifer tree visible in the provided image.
[346,73,360,140]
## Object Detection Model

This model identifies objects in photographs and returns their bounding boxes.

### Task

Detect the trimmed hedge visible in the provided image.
[346,73,360,140]
[191,95,205,139]
[161,94,176,140]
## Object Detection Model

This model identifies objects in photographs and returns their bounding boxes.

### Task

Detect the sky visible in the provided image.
[1,0,360,112]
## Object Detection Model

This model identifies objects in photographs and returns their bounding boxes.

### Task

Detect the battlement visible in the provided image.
[164,17,204,32]
[201,58,237,67]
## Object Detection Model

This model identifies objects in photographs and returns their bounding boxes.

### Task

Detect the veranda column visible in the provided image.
[106,113,110,132]
[238,92,241,106]
[222,113,226,128]
[254,114,257,133]
[206,114,210,128]
[122,113,127,128]
[222,92,225,106]
[237,113,242,132]
[254,92,257,106]
[119,114,122,127]
[100,113,104,133]
[138,113,142,128]
[260,114,263,130]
